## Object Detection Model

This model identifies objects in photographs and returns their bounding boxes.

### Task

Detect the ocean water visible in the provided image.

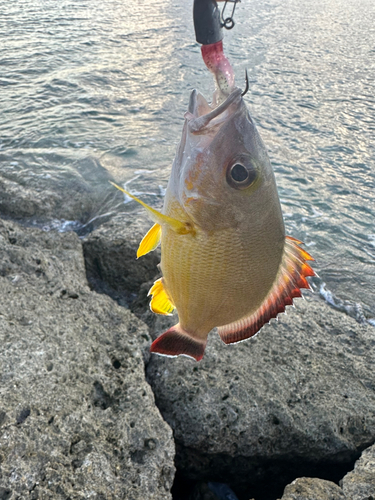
[1,0,374,320]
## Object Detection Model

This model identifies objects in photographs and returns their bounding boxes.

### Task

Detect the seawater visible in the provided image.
[1,0,374,320]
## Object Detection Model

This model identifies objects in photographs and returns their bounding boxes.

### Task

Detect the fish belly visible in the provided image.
[160,224,283,339]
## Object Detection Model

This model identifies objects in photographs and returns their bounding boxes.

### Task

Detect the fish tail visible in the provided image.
[150,324,206,362]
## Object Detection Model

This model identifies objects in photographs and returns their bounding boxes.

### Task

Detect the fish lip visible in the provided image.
[186,87,243,134]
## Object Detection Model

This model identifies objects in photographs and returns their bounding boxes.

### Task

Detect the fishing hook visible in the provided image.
[241,69,249,96]
[221,0,240,30]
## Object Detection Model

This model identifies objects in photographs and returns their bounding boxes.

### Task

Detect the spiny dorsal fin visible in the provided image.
[137,223,161,258]
[148,278,175,315]
[218,236,315,345]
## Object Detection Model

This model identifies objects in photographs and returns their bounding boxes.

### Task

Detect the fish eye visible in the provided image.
[227,162,257,190]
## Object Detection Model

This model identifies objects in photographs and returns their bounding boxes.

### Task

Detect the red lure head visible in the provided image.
[201,41,235,105]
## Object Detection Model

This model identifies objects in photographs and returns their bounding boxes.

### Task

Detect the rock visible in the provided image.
[146,297,375,496]
[0,219,175,499]
[341,443,375,500]
[0,156,121,229]
[81,213,375,498]
[279,477,346,500]
[83,212,160,305]
[82,212,180,339]
[278,442,375,500]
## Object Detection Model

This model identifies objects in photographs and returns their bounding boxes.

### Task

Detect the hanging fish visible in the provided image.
[111,83,315,362]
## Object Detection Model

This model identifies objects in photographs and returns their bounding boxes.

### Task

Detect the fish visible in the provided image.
[111,86,315,362]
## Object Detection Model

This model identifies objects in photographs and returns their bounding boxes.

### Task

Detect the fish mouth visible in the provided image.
[185,87,243,134]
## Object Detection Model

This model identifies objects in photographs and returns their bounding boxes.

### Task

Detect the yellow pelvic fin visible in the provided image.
[110,182,193,235]
[137,223,161,258]
[148,278,175,315]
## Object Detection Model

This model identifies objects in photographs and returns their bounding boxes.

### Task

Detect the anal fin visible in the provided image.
[151,324,207,361]
[218,236,316,345]
[137,223,161,258]
[148,278,175,315]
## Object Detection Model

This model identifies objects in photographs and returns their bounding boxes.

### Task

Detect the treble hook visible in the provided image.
[241,69,249,96]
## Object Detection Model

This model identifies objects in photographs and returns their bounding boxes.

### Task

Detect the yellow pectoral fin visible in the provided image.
[148,278,175,315]
[110,182,193,235]
[137,223,161,258]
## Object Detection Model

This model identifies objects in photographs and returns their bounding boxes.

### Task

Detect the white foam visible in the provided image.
[319,282,370,325]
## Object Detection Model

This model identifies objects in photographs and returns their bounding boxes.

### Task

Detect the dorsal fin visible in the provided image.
[218,236,316,345]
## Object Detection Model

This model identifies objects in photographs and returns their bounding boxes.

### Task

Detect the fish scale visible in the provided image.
[162,219,280,338]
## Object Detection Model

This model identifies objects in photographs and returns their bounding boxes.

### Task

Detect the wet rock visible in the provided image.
[0,156,121,229]
[146,297,375,496]
[279,477,346,500]
[83,212,160,304]
[0,219,175,499]
[341,442,375,500]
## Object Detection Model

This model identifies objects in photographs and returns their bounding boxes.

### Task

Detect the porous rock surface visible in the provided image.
[83,213,375,499]
[341,442,375,500]
[147,297,375,494]
[0,218,175,499]
[83,212,160,303]
[279,477,346,500]
[82,214,178,342]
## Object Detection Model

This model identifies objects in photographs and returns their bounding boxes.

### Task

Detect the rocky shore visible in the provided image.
[0,211,374,500]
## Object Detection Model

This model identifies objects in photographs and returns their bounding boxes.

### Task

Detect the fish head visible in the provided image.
[165,88,284,237]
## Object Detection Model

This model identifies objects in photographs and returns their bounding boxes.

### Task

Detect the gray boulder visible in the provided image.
[279,442,375,500]
[0,219,175,499]
[84,213,375,498]
[341,443,375,500]
[279,477,346,500]
[83,212,159,305]
[81,213,178,341]
[146,297,375,495]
